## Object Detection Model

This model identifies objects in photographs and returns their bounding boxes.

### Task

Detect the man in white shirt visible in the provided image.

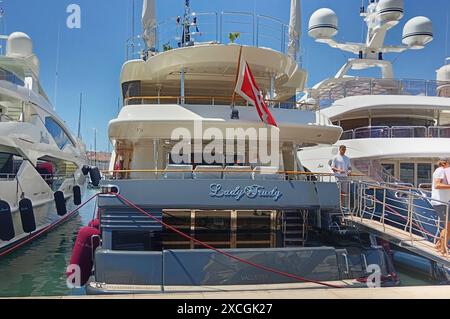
[431,157,450,223]
[331,145,352,207]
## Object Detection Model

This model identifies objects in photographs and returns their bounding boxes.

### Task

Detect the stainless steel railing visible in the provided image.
[126,10,300,63]
[342,180,449,258]
[311,78,450,107]
[123,95,318,111]
[340,126,450,140]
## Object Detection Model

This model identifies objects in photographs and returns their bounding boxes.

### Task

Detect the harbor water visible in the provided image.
[0,189,434,297]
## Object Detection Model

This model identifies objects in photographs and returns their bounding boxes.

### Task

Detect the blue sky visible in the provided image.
[3,0,450,151]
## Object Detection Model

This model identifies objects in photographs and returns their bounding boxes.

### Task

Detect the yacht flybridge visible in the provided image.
[300,0,450,188]
[0,32,91,255]
[71,0,401,294]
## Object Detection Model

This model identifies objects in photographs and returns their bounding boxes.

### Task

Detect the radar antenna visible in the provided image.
[177,0,199,47]
[308,0,433,78]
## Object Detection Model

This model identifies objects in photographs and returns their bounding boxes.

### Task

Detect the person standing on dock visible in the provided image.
[331,145,352,207]
[431,157,450,222]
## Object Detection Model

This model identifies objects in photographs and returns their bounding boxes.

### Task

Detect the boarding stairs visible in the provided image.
[282,210,308,247]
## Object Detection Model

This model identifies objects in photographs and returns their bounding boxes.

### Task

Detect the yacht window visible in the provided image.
[122,81,141,105]
[194,211,231,248]
[45,117,74,149]
[400,163,415,186]
[162,211,192,249]
[0,67,24,86]
[236,211,274,248]
[36,157,78,191]
[0,153,23,177]
[417,164,432,186]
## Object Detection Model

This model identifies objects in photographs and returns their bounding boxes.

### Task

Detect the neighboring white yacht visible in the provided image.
[68,1,400,294]
[299,0,450,188]
[0,32,89,255]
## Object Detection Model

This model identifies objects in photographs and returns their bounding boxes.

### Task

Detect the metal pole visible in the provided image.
[180,67,185,105]
[93,128,97,167]
[446,205,449,258]
[270,75,275,108]
[408,194,413,243]
[381,188,386,232]
[77,93,82,139]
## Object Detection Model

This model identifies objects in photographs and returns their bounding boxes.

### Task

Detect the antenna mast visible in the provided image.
[0,1,5,55]
[178,0,197,47]
[77,92,82,139]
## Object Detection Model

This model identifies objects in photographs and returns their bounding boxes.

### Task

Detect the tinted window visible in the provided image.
[45,117,73,149]
[0,68,24,86]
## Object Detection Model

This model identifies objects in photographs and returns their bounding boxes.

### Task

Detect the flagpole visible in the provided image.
[231,45,243,106]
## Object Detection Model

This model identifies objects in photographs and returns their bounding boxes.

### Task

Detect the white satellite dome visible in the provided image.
[437,58,450,97]
[402,16,433,49]
[308,8,338,40]
[6,32,33,58]
[376,0,404,23]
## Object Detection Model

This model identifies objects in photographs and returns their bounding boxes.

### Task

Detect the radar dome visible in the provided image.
[308,8,338,40]
[436,59,450,97]
[402,16,433,49]
[6,32,33,58]
[376,0,404,23]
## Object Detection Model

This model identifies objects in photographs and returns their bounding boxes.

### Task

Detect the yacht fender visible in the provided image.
[19,198,36,233]
[54,191,67,216]
[0,200,14,241]
[68,226,101,286]
[73,185,82,206]
[89,167,101,187]
[81,165,90,176]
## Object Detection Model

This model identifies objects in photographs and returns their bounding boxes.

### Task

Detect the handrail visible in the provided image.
[103,168,365,183]
[129,10,294,61]
[103,168,365,176]
[344,180,449,258]
[341,126,450,140]
[123,95,318,111]
[311,78,450,107]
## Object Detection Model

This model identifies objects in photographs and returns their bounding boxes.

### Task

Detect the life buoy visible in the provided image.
[0,200,14,241]
[19,198,36,233]
[68,226,101,286]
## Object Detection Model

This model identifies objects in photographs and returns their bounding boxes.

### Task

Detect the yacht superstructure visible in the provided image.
[0,32,89,255]
[299,0,450,188]
[69,0,399,294]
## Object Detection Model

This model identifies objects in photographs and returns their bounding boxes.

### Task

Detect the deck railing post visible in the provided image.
[446,205,449,258]
[360,184,365,223]
[381,188,386,232]
[408,193,414,244]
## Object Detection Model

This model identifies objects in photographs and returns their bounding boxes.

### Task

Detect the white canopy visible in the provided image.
[288,0,302,61]
[142,0,157,49]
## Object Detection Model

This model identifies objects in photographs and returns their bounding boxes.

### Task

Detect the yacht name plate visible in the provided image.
[209,183,283,201]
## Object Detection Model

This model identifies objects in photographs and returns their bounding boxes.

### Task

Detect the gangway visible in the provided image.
[341,181,450,267]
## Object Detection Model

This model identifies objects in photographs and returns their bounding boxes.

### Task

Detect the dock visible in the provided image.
[9,285,450,299]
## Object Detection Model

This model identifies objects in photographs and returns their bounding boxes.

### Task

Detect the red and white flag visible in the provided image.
[235,61,278,128]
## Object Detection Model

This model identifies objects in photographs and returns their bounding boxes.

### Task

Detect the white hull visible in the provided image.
[0,180,87,254]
